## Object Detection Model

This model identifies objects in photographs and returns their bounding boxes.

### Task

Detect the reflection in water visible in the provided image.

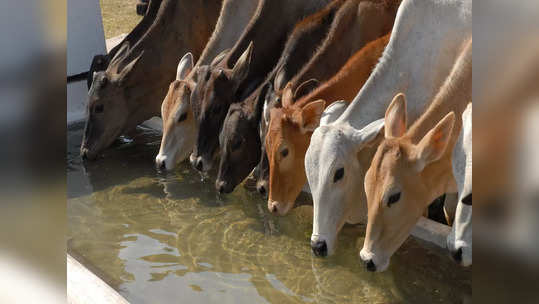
[67,123,471,304]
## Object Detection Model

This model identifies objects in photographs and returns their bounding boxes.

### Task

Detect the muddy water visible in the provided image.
[67,122,471,304]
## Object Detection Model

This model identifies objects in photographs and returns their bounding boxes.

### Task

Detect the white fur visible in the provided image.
[176,52,193,80]
[308,119,384,256]
[307,0,472,256]
[447,103,472,266]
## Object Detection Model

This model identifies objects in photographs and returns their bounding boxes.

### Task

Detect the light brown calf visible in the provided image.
[266,33,390,215]
[360,38,471,272]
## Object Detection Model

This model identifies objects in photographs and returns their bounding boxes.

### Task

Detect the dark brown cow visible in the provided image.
[80,0,221,160]
[215,0,345,194]
[189,0,332,173]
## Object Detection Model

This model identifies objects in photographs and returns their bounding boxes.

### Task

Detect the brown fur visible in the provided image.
[266,33,390,214]
[217,0,346,193]
[81,0,221,160]
[289,0,399,96]
[362,38,472,264]
[192,0,332,172]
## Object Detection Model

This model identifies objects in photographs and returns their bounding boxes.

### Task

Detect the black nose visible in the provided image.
[216,180,226,194]
[311,240,328,257]
[195,159,203,171]
[451,247,463,263]
[364,259,376,272]
[158,161,166,170]
[258,185,266,196]
[269,204,278,214]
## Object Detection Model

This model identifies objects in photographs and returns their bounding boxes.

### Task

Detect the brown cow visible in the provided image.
[189,0,332,173]
[255,0,400,195]
[156,0,260,171]
[80,0,221,160]
[87,0,163,89]
[266,33,390,215]
[361,38,471,272]
[215,0,346,194]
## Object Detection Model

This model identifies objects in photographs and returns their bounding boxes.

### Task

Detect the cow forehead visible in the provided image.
[369,140,411,187]
[307,129,352,178]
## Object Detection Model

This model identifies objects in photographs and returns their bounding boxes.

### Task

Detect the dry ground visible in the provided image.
[100,0,142,39]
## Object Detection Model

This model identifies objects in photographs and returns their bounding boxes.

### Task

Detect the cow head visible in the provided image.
[306,101,384,257]
[80,47,144,160]
[190,43,253,173]
[361,94,455,272]
[265,80,322,215]
[216,83,270,193]
[155,53,197,170]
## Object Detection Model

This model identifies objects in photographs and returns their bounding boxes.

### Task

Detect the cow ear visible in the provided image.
[117,51,143,83]
[300,100,326,133]
[273,65,286,91]
[294,79,319,99]
[232,42,253,83]
[415,112,455,170]
[320,100,348,126]
[352,118,385,149]
[176,52,193,80]
[211,49,229,67]
[253,82,270,119]
[282,82,294,108]
[384,93,407,138]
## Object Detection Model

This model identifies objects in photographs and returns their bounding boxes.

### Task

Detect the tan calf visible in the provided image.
[361,38,471,272]
[266,34,390,215]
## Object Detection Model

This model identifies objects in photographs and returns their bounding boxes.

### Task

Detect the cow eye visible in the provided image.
[231,138,242,151]
[95,104,104,113]
[333,167,344,183]
[100,77,108,87]
[387,192,401,207]
[280,148,289,158]
[178,112,188,123]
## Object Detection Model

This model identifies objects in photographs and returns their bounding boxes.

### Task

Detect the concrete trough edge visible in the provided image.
[67,254,130,304]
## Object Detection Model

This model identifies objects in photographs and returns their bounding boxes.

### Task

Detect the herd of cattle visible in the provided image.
[80,0,472,272]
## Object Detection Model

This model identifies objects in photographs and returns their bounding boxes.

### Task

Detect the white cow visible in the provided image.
[447,103,472,266]
[306,0,472,256]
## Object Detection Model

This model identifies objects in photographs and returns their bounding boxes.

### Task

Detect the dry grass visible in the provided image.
[100,0,142,39]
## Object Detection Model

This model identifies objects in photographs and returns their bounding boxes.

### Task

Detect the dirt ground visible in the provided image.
[100,0,142,39]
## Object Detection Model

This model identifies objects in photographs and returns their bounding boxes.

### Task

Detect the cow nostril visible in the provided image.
[452,247,463,263]
[365,259,376,272]
[159,161,166,170]
[269,204,278,214]
[311,240,327,257]
[258,185,266,196]
[195,159,203,171]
